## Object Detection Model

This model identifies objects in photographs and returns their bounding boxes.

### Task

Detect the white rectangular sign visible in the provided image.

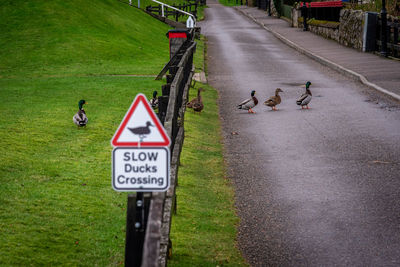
[112,147,170,192]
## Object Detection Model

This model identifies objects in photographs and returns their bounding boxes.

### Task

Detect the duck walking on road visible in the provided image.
[237,90,258,114]
[296,81,312,109]
[264,88,283,111]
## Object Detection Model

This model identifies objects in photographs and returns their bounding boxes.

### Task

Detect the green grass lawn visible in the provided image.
[0,0,245,265]
[0,0,170,265]
[0,76,166,266]
[167,33,246,266]
[168,82,247,266]
[218,0,244,7]
[0,0,170,78]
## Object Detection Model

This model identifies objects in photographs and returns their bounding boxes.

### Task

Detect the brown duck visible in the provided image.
[187,88,204,113]
[264,88,283,111]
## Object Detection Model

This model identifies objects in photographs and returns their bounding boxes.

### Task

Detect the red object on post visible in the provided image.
[168,32,187,39]
[300,1,343,8]
[166,29,189,59]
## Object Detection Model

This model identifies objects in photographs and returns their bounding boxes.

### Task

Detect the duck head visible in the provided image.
[251,90,256,96]
[305,81,312,95]
[146,121,154,127]
[152,91,158,98]
[78,99,87,110]
[275,88,283,95]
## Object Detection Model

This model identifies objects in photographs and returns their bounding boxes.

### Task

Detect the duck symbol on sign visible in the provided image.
[128,121,154,143]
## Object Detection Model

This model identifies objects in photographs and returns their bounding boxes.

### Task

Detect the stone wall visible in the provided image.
[308,22,339,42]
[338,9,364,50]
[247,0,255,7]
[293,8,365,51]
[270,0,279,17]
[292,7,300,27]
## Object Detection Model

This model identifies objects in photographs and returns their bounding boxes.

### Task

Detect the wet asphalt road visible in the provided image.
[199,1,400,266]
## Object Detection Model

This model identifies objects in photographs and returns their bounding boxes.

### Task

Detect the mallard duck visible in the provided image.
[73,99,88,127]
[264,88,283,111]
[187,88,204,113]
[237,90,258,114]
[150,91,158,110]
[296,81,312,109]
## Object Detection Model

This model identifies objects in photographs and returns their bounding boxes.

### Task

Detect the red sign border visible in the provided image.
[111,94,171,147]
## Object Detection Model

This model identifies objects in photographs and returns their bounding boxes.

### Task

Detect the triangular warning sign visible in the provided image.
[111,94,171,147]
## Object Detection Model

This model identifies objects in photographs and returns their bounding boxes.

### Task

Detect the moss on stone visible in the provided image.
[297,17,340,29]
[307,18,340,29]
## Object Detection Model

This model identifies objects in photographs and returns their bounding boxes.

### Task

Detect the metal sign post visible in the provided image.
[125,193,150,267]
[111,94,171,266]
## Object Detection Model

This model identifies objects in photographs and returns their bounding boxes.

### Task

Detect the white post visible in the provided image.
[150,0,196,26]
[186,16,194,28]
[138,0,140,8]
[362,12,368,52]
[129,0,132,5]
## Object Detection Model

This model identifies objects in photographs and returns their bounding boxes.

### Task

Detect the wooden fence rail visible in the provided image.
[136,29,196,267]
[146,0,203,21]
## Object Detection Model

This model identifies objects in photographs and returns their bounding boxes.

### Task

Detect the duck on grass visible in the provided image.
[150,91,158,110]
[73,99,88,127]
[187,88,204,113]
